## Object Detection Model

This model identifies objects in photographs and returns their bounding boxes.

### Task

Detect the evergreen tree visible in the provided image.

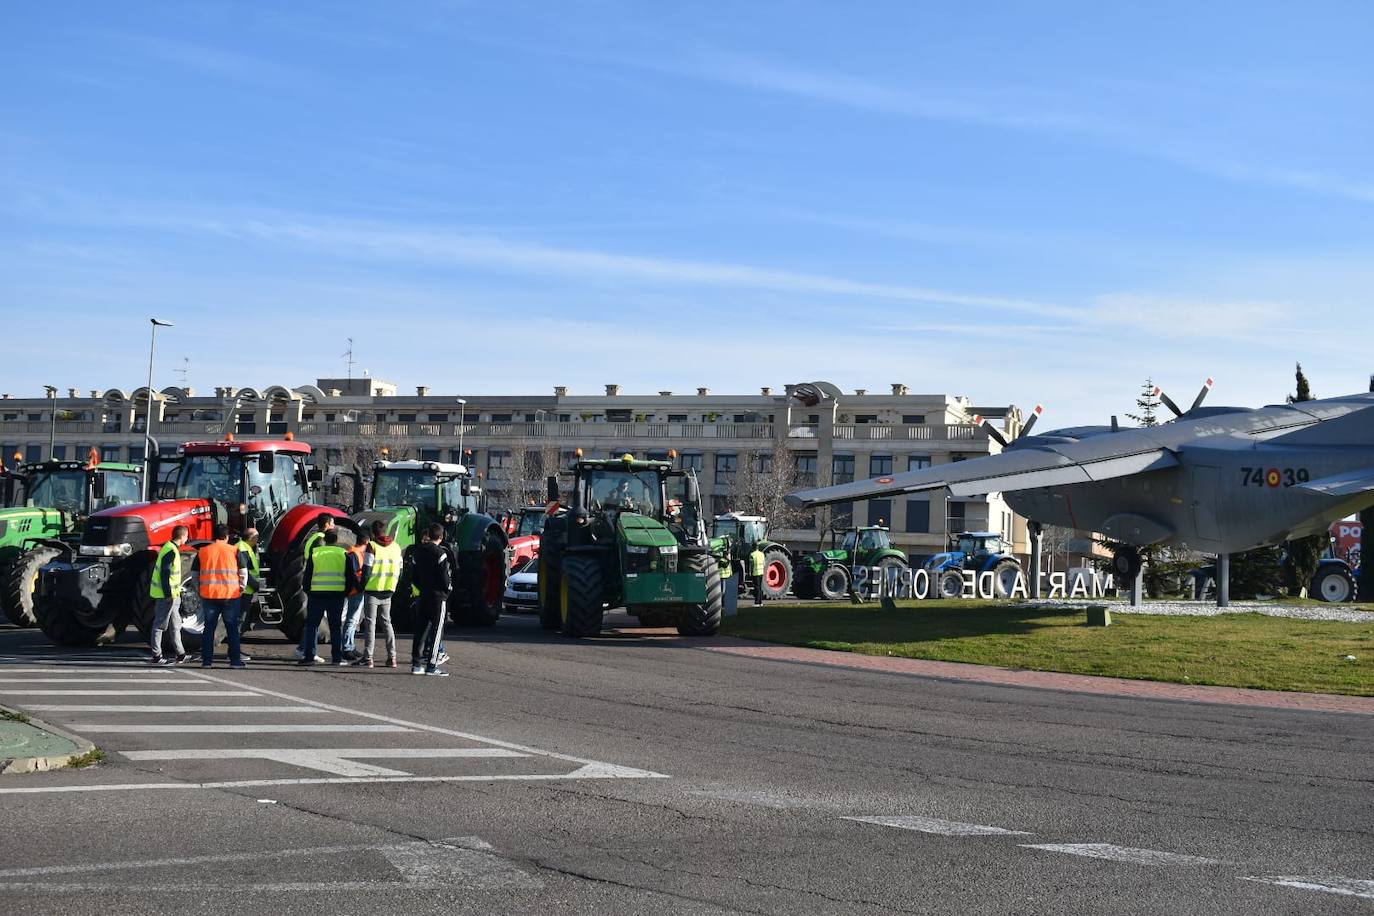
[1125,378,1159,427]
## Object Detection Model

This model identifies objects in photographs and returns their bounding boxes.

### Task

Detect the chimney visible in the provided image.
[329,388,342,397]
[1,394,8,400]
[697,387,710,396]
[605,384,620,397]
[658,391,673,397]
[891,383,908,396]
[224,386,237,398]
[784,384,797,396]
[761,387,772,396]
[416,386,429,397]
[373,387,386,397]
[855,388,867,396]
[554,386,568,397]
[183,387,194,397]
[67,388,78,398]
[90,389,99,398]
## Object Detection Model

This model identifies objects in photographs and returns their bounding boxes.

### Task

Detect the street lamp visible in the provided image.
[456,398,468,469]
[143,318,173,496]
[43,386,57,459]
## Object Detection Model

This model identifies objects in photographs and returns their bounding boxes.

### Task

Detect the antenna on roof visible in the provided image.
[343,338,355,381]
[175,357,189,387]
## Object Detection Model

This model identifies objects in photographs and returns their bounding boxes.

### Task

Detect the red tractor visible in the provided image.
[35,438,348,648]
[505,505,547,570]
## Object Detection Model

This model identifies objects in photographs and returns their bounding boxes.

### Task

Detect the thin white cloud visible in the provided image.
[102,32,305,85]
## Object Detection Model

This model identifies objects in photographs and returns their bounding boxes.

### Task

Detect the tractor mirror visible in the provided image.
[330,477,341,495]
[546,475,559,503]
[257,451,275,474]
[91,473,106,501]
[460,479,472,497]
[684,474,700,506]
[306,466,322,483]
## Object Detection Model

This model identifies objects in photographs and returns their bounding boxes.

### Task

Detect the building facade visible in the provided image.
[0,379,1031,561]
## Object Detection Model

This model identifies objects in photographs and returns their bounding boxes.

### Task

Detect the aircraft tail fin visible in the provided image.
[1296,466,1374,498]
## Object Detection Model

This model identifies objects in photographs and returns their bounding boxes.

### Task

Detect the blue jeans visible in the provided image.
[305,593,346,664]
[342,593,364,654]
[201,597,243,666]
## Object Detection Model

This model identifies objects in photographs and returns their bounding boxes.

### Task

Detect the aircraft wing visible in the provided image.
[1296,466,1374,498]
[784,437,1180,509]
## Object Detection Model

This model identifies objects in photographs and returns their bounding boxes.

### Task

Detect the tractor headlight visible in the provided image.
[626,545,650,554]
[79,544,133,558]
[658,545,677,556]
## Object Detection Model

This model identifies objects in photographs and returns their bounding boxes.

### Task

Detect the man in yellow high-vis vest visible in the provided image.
[358,520,401,668]
[149,525,189,665]
[749,547,767,607]
[300,529,358,667]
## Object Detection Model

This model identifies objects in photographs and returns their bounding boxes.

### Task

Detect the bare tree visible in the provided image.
[727,425,814,529]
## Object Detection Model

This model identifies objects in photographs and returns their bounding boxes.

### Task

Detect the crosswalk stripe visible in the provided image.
[24,705,328,713]
[0,689,257,696]
[122,747,528,777]
[1242,876,1374,900]
[1022,843,1223,866]
[0,667,166,674]
[67,724,415,733]
[0,678,190,684]
[0,769,670,794]
[844,815,1031,836]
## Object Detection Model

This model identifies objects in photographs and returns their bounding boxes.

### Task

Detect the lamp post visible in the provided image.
[457,398,468,469]
[43,385,57,459]
[143,318,173,496]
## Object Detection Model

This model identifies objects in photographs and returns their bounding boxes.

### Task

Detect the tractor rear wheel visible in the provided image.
[559,555,603,638]
[759,549,793,600]
[818,565,850,601]
[991,559,1022,598]
[537,558,561,631]
[275,547,321,646]
[1311,566,1357,602]
[791,566,817,599]
[676,553,723,636]
[3,546,60,627]
[450,529,506,626]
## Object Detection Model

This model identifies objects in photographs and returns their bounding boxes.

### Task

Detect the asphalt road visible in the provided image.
[0,612,1369,915]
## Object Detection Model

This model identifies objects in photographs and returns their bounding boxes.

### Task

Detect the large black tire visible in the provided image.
[450,528,506,626]
[871,556,909,600]
[389,569,416,633]
[537,557,561,631]
[759,549,793,600]
[2,546,60,627]
[937,568,966,598]
[559,555,604,638]
[1311,566,1357,602]
[990,559,1021,598]
[676,553,723,636]
[38,559,138,647]
[792,565,817,599]
[275,547,314,645]
[818,564,850,601]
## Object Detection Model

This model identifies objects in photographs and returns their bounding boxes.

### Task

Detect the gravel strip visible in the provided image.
[1020,598,1374,623]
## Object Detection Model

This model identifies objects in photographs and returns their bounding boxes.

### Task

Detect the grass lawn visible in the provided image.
[720,601,1374,696]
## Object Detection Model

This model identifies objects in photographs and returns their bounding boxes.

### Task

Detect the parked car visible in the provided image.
[502,558,540,612]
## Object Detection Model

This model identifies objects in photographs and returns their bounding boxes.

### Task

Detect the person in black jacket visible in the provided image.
[409,523,451,677]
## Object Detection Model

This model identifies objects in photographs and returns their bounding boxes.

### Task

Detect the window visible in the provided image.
[667,414,688,423]
[948,501,966,528]
[808,414,819,424]
[1,413,15,421]
[398,413,417,423]
[449,449,467,465]
[606,409,632,423]
[557,413,571,423]
[51,444,67,460]
[905,499,930,533]
[127,445,145,463]
[794,453,818,487]
[870,455,893,477]
[680,452,704,472]
[302,412,316,421]
[235,412,256,434]
[324,413,336,422]
[490,413,513,423]
[832,454,855,485]
[25,443,42,463]
[419,448,441,461]
[855,414,878,424]
[487,450,512,475]
[733,412,763,423]
[427,413,448,422]
[867,498,892,527]
[710,495,731,516]
[830,502,854,529]
[902,415,926,424]
[714,453,737,486]
[756,452,773,474]
[100,445,122,463]
[908,455,932,471]
[27,413,41,423]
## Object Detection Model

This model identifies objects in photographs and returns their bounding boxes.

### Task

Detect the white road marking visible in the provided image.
[1243,876,1374,900]
[0,689,257,696]
[23,705,327,713]
[844,815,1032,836]
[0,770,668,794]
[0,677,190,684]
[120,747,527,777]
[68,723,415,733]
[0,667,164,674]
[1022,843,1223,867]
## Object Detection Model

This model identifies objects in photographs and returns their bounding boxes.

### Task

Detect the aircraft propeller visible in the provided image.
[974,404,1043,447]
[1154,378,1214,419]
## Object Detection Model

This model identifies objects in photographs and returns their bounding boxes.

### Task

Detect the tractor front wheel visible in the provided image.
[759,549,793,600]
[3,546,60,627]
[559,556,603,638]
[937,569,966,599]
[450,529,506,626]
[818,565,850,601]
[1311,566,1357,602]
[676,553,723,636]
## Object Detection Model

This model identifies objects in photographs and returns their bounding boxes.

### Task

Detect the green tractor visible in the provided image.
[0,458,144,627]
[710,513,794,600]
[340,458,509,635]
[537,453,722,638]
[791,523,909,600]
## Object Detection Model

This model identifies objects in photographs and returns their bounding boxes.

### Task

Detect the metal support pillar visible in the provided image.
[1361,508,1374,604]
[1216,553,1230,608]
[1130,569,1143,607]
[1029,522,1043,599]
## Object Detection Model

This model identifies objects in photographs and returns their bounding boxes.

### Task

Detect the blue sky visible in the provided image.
[2,1,1371,426]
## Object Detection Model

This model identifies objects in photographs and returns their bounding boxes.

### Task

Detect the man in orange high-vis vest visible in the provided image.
[193,523,249,669]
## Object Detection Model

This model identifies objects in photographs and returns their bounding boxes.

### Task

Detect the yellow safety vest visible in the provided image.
[749,550,766,577]
[364,540,402,593]
[309,545,348,593]
[236,540,260,596]
[149,542,181,599]
[303,530,324,557]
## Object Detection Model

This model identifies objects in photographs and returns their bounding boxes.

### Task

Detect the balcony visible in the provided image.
[832,424,979,441]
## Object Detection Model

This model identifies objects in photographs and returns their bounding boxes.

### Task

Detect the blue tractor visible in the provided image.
[924,531,1023,599]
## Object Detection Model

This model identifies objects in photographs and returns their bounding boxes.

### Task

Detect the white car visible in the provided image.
[502,558,540,612]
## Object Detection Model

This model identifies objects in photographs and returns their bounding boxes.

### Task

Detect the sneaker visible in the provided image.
[353,657,373,667]
[387,658,397,669]
[240,654,252,663]
[333,660,348,667]
[436,651,450,665]
[173,654,188,665]
[410,665,425,675]
[230,661,248,670]
[149,656,163,666]
[425,667,449,677]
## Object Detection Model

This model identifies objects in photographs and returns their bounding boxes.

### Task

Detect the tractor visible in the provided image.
[537,453,722,637]
[505,505,547,570]
[0,455,144,627]
[352,459,509,631]
[710,513,793,600]
[35,438,346,648]
[924,531,1023,598]
[792,523,910,600]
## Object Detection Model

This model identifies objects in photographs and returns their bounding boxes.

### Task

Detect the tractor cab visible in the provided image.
[369,460,484,528]
[712,513,769,547]
[173,440,317,542]
[514,506,547,538]
[947,531,1006,564]
[19,461,143,519]
[561,454,705,548]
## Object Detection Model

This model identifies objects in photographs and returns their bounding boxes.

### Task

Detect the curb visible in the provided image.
[0,704,96,775]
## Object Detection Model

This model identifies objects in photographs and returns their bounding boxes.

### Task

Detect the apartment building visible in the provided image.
[0,378,1031,561]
